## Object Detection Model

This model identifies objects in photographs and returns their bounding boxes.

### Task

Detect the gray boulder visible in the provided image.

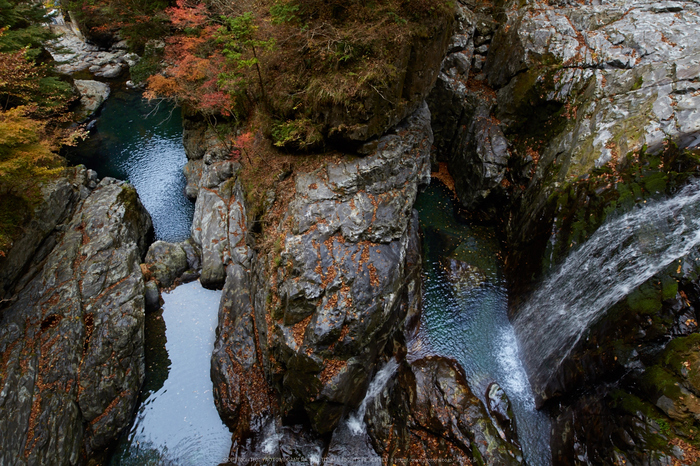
[365,357,524,465]
[74,80,110,121]
[190,165,248,289]
[265,104,431,433]
[144,240,188,289]
[210,103,432,447]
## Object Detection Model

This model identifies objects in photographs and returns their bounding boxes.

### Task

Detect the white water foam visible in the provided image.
[516,179,700,398]
[495,329,535,411]
[347,358,399,435]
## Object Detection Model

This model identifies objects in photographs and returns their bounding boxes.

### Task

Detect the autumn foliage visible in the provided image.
[145,28,237,117]
[0,7,81,254]
[144,0,274,118]
[141,0,452,149]
[0,106,61,191]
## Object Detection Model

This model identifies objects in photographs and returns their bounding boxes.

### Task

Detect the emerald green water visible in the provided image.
[66,87,194,242]
[413,182,551,465]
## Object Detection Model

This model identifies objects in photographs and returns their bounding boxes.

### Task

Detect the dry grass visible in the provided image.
[250,0,453,147]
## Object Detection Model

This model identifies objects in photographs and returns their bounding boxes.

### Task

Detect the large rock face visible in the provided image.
[0,178,152,465]
[0,168,90,301]
[210,103,435,455]
[483,0,700,271]
[428,1,512,211]
[487,0,700,167]
[267,104,431,434]
[461,0,700,462]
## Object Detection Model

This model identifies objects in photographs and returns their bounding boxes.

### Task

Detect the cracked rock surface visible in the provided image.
[487,0,700,177]
[267,104,431,434]
[209,103,432,457]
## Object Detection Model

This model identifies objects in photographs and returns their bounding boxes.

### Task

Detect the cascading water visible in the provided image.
[347,358,399,435]
[515,179,700,404]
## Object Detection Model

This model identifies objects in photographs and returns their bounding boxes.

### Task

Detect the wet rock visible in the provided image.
[144,279,161,312]
[0,178,152,465]
[486,383,519,446]
[74,80,110,121]
[441,257,486,293]
[325,422,382,466]
[365,357,523,465]
[219,419,325,466]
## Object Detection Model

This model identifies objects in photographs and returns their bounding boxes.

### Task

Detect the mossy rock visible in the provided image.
[627,282,663,315]
[662,334,700,396]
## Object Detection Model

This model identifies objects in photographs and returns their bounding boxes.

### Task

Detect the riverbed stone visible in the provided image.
[0,178,152,465]
[487,382,519,446]
[74,80,110,121]
[144,279,161,312]
[47,24,140,78]
[144,240,188,289]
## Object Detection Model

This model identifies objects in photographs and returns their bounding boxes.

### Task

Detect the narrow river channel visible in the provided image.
[68,87,231,464]
[413,181,552,466]
[67,87,194,242]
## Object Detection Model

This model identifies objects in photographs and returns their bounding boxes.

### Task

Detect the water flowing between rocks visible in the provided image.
[515,178,700,405]
[110,282,231,465]
[66,87,194,242]
[71,87,566,464]
[347,358,400,436]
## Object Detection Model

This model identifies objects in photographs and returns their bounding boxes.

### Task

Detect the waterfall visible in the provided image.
[515,179,700,403]
[347,358,399,435]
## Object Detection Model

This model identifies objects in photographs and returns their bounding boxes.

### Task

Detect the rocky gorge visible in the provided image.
[1,0,700,464]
